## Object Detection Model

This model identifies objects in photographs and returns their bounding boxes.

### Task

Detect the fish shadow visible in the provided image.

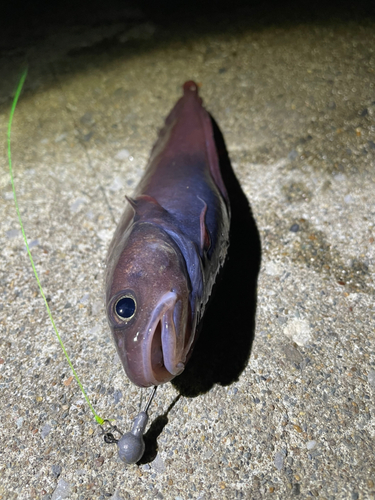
[172,115,262,397]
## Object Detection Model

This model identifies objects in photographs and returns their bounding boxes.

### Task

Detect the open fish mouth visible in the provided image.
[144,291,186,385]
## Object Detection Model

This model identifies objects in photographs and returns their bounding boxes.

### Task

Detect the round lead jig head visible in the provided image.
[117,386,157,464]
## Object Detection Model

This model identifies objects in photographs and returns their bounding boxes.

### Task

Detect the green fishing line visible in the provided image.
[7,68,106,426]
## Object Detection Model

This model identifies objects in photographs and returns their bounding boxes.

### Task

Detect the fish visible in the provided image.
[105,81,231,387]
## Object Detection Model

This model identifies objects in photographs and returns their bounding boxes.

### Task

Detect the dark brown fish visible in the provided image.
[105,81,230,387]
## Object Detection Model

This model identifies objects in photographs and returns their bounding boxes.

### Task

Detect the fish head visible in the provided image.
[106,223,192,387]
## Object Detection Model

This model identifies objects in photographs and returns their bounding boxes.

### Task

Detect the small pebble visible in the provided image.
[110,489,125,500]
[284,319,312,346]
[265,260,282,276]
[51,479,71,500]
[282,345,303,364]
[109,177,124,192]
[368,369,375,388]
[288,150,298,161]
[292,484,301,495]
[113,389,123,404]
[80,112,94,125]
[55,133,68,143]
[70,198,86,213]
[41,424,52,438]
[115,149,130,160]
[80,293,90,304]
[6,229,20,239]
[52,464,62,478]
[306,440,317,450]
[151,454,166,473]
[28,239,39,249]
[274,451,285,471]
[95,456,105,467]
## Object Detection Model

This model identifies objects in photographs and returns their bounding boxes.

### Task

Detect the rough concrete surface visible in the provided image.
[0,3,374,499]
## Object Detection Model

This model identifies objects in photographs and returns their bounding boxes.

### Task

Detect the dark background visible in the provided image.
[1,0,374,51]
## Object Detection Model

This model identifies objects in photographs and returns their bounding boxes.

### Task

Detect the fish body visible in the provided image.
[105,81,230,387]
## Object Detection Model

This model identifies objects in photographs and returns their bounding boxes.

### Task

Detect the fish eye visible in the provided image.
[114,296,136,321]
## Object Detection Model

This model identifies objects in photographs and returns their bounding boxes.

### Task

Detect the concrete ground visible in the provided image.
[0,3,374,499]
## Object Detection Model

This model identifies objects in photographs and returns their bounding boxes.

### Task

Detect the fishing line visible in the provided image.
[8,70,165,465]
[7,68,106,426]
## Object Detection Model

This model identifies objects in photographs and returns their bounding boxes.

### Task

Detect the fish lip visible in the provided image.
[161,307,185,376]
[143,291,186,385]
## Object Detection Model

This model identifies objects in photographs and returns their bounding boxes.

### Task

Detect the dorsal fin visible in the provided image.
[126,194,167,221]
[199,199,211,254]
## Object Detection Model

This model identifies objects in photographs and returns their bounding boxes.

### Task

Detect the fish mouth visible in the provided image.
[144,291,186,385]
